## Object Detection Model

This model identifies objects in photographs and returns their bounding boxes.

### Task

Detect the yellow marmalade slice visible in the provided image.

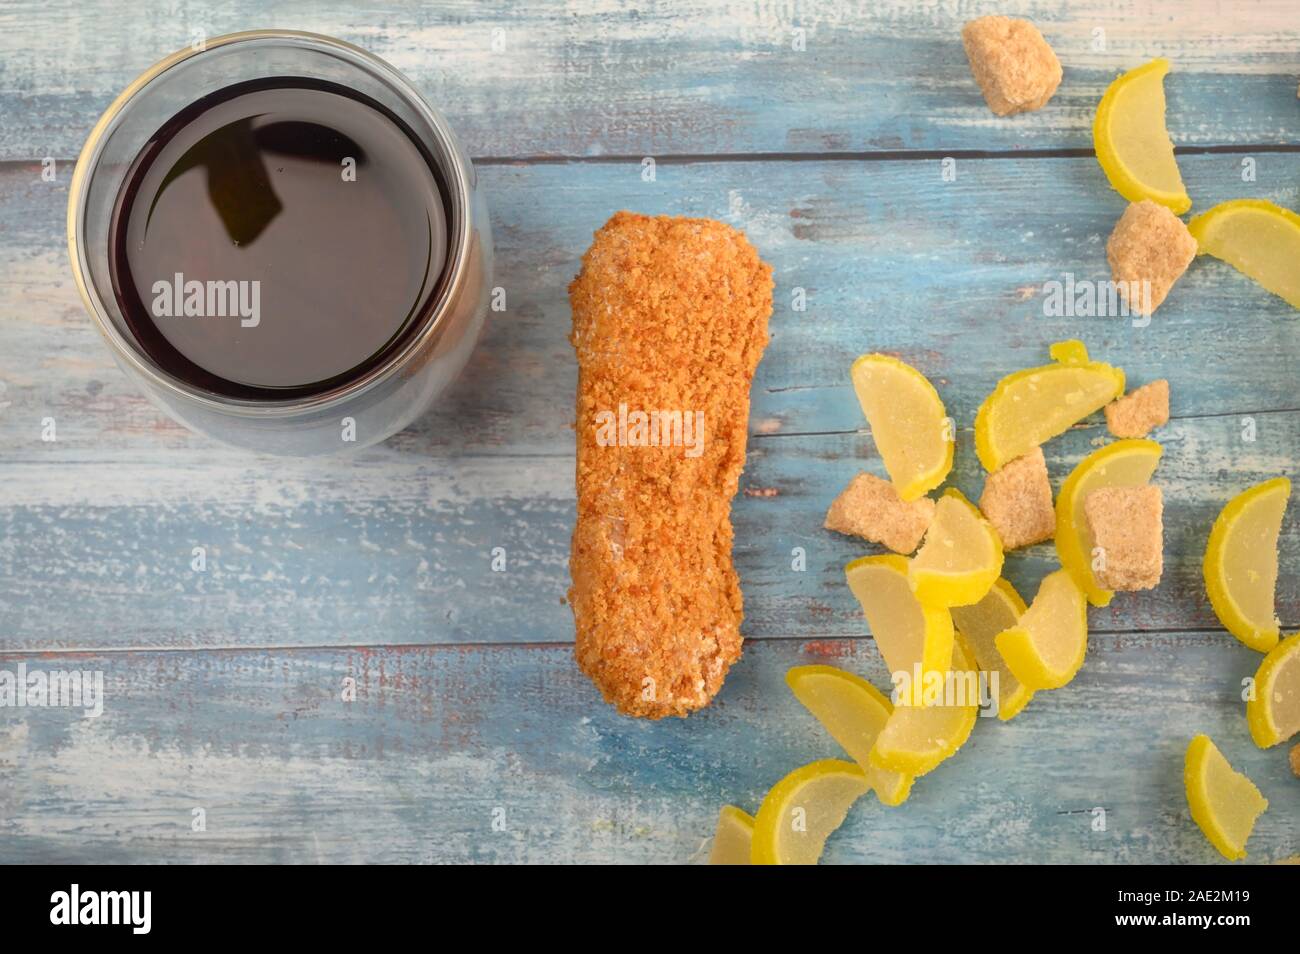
[1188,200,1300,310]
[846,554,954,698]
[1093,58,1191,214]
[1184,734,1268,861]
[908,488,1004,608]
[974,341,1125,473]
[995,568,1088,691]
[869,632,982,777]
[851,354,954,501]
[707,806,755,864]
[951,577,1035,720]
[751,759,869,865]
[1246,632,1300,749]
[786,665,914,806]
[1204,477,1290,653]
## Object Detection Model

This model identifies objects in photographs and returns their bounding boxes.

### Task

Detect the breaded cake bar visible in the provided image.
[568,211,774,718]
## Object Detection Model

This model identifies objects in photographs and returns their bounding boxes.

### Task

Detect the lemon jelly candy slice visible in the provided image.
[1204,477,1290,653]
[1184,734,1268,862]
[846,554,954,694]
[908,489,1004,608]
[786,665,914,806]
[951,577,1034,721]
[995,568,1088,691]
[1246,632,1300,749]
[1188,199,1300,311]
[851,354,954,502]
[869,633,981,777]
[708,806,755,865]
[751,759,869,865]
[1093,58,1191,214]
[974,340,1125,473]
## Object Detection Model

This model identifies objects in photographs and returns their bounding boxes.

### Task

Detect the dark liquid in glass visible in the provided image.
[109,77,451,400]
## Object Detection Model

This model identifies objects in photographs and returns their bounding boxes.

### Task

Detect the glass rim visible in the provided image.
[66,29,475,417]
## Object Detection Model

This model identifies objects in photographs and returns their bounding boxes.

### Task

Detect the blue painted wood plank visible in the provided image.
[0,637,1294,863]
[3,154,1299,650]
[744,416,1300,640]
[1,0,1297,162]
[2,410,1297,650]
[4,153,1299,462]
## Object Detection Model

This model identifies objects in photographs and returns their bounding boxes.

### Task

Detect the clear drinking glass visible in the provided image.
[67,30,492,455]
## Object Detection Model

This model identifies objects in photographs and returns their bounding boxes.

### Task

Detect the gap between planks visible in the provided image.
[750,407,1300,441]
[2,408,1294,459]
[4,140,1299,171]
[0,628,1240,659]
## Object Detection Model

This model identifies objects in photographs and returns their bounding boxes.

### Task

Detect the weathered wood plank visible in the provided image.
[747,415,1300,640]
[4,155,1297,651]
[0,637,1294,863]
[2,407,1296,650]
[4,146,1298,650]
[3,153,1299,461]
[1,0,1297,163]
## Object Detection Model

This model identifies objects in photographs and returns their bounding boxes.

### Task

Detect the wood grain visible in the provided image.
[2,412,1298,651]
[3,154,1297,651]
[4,153,1300,462]
[1,637,1295,864]
[1,0,1297,162]
[2,0,1298,865]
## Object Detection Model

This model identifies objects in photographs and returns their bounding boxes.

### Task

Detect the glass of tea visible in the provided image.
[67,30,492,455]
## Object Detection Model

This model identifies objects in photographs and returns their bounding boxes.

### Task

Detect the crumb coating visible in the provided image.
[568,212,773,718]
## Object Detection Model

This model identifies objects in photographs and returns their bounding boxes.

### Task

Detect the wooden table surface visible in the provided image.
[2,0,1298,864]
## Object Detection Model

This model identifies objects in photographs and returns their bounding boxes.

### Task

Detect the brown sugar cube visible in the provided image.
[978,447,1054,549]
[1083,485,1164,591]
[961,16,1063,116]
[1291,742,1300,779]
[1105,379,1170,438]
[1106,200,1198,316]
[824,472,936,554]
